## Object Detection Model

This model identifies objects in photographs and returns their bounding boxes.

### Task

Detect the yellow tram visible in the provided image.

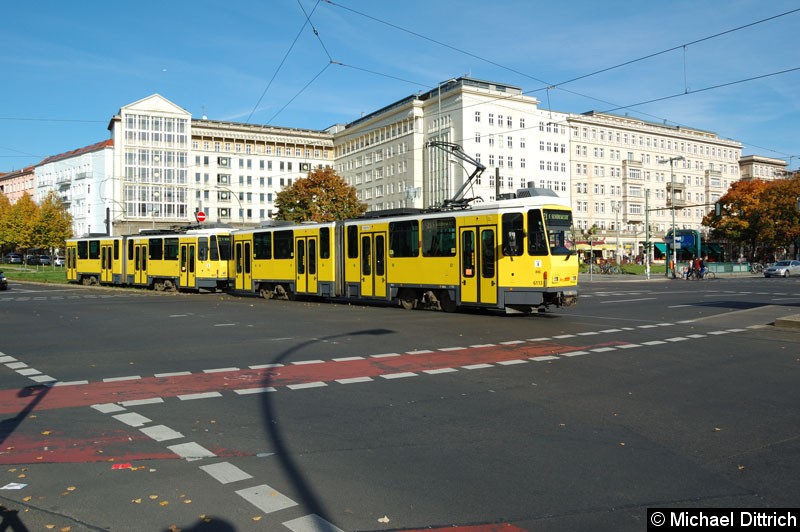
[231,194,578,313]
[66,226,232,292]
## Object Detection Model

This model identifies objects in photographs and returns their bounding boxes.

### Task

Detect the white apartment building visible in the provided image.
[103,94,332,234]
[35,140,114,237]
[334,78,571,211]
[739,155,788,181]
[190,118,333,226]
[568,111,742,260]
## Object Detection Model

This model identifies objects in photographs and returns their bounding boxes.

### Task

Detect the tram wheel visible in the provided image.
[438,291,457,313]
[259,287,273,299]
[398,290,416,310]
[154,280,166,292]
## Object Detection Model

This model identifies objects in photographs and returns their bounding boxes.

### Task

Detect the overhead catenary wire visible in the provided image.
[245,0,324,124]
[319,1,799,161]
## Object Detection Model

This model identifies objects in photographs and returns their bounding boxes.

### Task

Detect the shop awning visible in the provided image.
[653,242,667,254]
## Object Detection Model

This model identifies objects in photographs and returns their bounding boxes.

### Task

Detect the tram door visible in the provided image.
[134,243,148,285]
[360,232,386,298]
[294,236,318,295]
[180,243,196,288]
[100,242,114,283]
[459,226,498,305]
[234,241,251,291]
[66,245,77,282]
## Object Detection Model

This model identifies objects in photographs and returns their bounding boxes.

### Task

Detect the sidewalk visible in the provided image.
[578,271,754,282]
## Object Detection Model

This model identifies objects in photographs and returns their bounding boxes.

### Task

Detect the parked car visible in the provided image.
[54,256,65,267]
[763,260,800,278]
[25,255,40,265]
[38,255,52,266]
[4,253,22,264]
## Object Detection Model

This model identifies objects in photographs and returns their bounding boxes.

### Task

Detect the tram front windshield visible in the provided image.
[544,209,572,256]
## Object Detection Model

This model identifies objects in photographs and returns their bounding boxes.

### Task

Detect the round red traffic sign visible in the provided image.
[196,211,206,222]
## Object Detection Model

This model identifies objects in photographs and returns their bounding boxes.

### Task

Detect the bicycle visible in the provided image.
[686,268,715,280]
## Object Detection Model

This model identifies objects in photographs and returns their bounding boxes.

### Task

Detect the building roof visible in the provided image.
[37,139,113,167]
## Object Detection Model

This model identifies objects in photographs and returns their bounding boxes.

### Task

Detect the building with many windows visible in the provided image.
[739,155,788,181]
[5,79,788,264]
[35,140,114,236]
[334,78,570,211]
[190,117,332,227]
[0,166,35,205]
[567,111,742,260]
[103,95,333,235]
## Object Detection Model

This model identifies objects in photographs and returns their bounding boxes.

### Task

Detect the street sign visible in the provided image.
[196,211,206,222]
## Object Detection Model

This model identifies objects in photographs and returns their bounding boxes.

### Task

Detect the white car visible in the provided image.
[763,260,800,278]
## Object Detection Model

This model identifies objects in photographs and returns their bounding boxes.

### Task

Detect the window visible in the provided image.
[389,220,419,257]
[164,238,179,260]
[481,229,495,278]
[347,225,359,259]
[320,227,330,259]
[254,232,272,259]
[527,210,548,256]
[273,230,293,259]
[544,209,572,256]
[502,213,524,256]
[149,238,163,260]
[422,217,456,257]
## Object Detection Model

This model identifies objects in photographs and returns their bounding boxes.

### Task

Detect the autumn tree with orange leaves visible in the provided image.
[704,176,800,258]
[274,166,367,222]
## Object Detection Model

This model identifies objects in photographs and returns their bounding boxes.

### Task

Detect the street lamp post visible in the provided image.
[660,156,685,278]
[645,189,650,280]
[611,201,621,265]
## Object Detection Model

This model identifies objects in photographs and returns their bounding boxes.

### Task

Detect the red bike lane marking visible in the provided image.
[403,525,527,532]
[0,340,622,415]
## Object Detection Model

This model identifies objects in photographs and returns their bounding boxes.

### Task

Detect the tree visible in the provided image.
[275,167,367,222]
[759,176,800,252]
[33,190,73,252]
[703,179,768,256]
[3,193,39,252]
[0,193,11,250]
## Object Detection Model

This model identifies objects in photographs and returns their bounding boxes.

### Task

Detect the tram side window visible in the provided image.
[389,220,419,257]
[113,240,120,260]
[217,235,231,260]
[347,225,359,259]
[164,238,179,260]
[502,213,524,256]
[198,237,209,261]
[77,241,88,260]
[527,210,548,256]
[320,227,330,259]
[127,239,134,258]
[254,232,272,259]
[422,217,456,257]
[89,240,100,260]
[149,239,163,260]
[274,230,293,259]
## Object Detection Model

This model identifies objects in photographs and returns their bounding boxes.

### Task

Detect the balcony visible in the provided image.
[666,182,686,208]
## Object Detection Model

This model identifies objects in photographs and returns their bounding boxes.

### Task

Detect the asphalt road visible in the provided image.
[0,275,798,531]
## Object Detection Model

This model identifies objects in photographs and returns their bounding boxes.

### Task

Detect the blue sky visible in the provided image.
[1,0,798,173]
